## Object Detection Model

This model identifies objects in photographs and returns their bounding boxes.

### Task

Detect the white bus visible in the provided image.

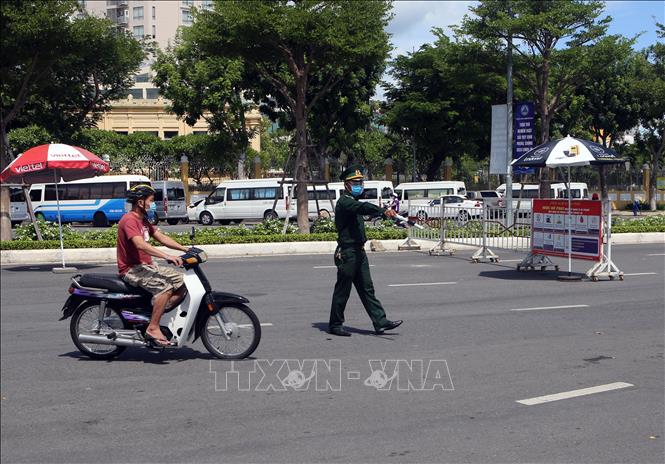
[29,175,151,227]
[394,181,466,208]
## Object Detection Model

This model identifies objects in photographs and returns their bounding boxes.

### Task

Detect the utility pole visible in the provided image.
[505,1,514,227]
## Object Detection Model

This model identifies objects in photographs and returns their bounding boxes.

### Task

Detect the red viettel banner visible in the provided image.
[531,200,603,261]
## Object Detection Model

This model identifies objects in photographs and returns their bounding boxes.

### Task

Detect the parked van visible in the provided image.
[8,185,29,226]
[551,182,589,199]
[198,178,291,225]
[496,183,589,201]
[394,181,466,209]
[296,180,395,218]
[150,180,188,225]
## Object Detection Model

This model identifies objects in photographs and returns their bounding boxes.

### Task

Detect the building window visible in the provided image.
[152,5,156,19]
[152,24,156,38]
[181,9,192,24]
[115,131,128,135]
[164,131,179,139]
[128,88,143,99]
[182,0,193,5]
[133,6,143,19]
[146,88,160,99]
[134,73,150,83]
[202,0,213,9]
[133,25,144,38]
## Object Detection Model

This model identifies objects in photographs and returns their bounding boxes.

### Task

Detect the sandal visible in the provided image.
[144,333,174,347]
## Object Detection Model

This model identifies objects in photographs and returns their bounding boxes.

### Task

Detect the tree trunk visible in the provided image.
[0,124,13,241]
[294,80,310,234]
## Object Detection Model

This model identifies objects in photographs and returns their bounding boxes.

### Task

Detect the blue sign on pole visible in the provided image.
[513,102,535,175]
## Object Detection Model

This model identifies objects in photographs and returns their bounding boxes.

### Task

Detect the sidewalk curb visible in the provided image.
[1,233,663,266]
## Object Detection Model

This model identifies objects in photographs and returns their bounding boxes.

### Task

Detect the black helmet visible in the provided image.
[126,184,156,203]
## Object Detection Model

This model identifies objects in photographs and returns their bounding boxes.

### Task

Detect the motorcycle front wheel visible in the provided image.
[70,302,127,359]
[201,304,261,360]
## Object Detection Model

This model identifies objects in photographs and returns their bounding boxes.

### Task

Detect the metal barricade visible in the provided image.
[401,201,533,261]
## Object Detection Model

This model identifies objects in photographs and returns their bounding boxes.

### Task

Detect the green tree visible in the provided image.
[7,126,53,155]
[383,31,506,180]
[152,22,253,171]
[193,0,392,233]
[458,0,610,144]
[0,0,143,240]
[633,23,665,210]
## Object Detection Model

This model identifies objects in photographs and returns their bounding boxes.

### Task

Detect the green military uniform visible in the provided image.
[329,165,391,332]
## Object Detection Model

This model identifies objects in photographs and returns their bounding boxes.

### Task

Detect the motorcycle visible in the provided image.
[60,238,261,360]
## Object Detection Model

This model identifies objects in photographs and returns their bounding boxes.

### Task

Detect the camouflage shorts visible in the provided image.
[122,264,184,296]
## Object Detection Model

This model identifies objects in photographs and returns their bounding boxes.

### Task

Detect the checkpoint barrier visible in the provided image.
[400,202,532,261]
[399,199,622,281]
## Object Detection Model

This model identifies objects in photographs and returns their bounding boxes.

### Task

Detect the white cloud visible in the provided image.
[387,1,477,57]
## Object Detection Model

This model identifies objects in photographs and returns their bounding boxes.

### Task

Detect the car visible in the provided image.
[413,195,482,223]
[187,196,207,223]
[466,190,501,208]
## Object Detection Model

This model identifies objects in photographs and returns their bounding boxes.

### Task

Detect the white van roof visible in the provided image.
[496,183,539,191]
[395,181,465,189]
[215,178,293,188]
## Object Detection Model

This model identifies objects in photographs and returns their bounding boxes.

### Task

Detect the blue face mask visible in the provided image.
[351,185,364,197]
[149,202,156,212]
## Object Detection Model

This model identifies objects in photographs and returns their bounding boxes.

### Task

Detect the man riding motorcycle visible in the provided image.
[117,184,189,347]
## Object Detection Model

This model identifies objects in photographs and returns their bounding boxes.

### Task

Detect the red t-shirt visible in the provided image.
[117,212,156,275]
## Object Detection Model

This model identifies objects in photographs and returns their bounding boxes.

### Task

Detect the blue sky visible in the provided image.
[378,0,664,99]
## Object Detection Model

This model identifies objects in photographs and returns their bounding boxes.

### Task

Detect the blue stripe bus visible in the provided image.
[28,175,151,227]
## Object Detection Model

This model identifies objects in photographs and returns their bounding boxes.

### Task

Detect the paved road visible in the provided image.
[1,244,663,463]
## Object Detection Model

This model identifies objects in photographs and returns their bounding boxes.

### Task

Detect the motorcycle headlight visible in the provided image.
[198,251,208,263]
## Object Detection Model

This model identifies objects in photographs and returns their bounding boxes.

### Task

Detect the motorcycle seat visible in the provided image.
[78,273,149,295]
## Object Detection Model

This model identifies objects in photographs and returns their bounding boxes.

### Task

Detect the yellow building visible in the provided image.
[95,95,262,152]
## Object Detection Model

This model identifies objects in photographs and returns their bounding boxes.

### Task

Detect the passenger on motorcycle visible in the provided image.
[117,184,189,347]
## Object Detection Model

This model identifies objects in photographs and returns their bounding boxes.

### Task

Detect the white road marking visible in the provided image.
[236,323,274,328]
[500,259,522,262]
[647,253,665,256]
[510,304,589,312]
[516,382,634,406]
[623,272,658,276]
[313,265,374,269]
[410,264,433,267]
[388,282,457,287]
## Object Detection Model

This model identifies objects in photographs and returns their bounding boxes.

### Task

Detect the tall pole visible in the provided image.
[505,6,514,227]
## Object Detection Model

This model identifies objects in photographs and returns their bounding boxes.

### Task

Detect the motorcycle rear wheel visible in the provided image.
[70,302,127,359]
[201,304,261,360]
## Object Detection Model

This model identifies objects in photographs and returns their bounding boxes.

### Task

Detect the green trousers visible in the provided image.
[329,246,389,330]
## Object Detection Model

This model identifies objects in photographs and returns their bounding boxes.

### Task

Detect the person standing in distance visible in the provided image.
[328,165,403,337]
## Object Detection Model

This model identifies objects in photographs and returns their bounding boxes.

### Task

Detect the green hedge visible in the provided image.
[612,215,665,233]
[0,229,408,250]
[4,215,662,251]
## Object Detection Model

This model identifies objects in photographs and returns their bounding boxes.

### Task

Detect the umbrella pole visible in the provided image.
[52,169,76,273]
[558,165,581,281]
[568,166,572,276]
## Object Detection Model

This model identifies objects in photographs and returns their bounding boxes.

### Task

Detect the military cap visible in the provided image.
[339,164,365,181]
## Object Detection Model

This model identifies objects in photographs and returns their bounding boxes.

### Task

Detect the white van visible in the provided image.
[496,183,540,210]
[198,178,291,225]
[151,180,188,225]
[296,180,394,218]
[8,185,29,227]
[394,181,466,208]
[551,182,589,199]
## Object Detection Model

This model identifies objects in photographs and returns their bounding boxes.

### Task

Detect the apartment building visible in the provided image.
[80,0,260,150]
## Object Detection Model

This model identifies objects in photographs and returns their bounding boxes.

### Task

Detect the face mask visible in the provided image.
[149,202,156,212]
[351,185,364,197]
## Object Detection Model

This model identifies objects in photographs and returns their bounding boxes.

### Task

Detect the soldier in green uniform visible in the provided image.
[328,164,403,337]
